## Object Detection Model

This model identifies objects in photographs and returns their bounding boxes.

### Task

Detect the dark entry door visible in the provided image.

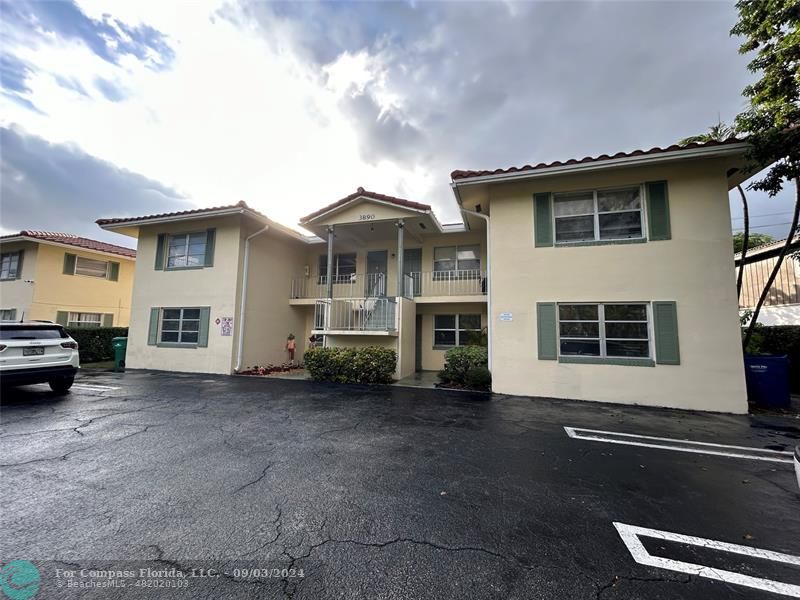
[415,314,423,371]
[366,250,387,297]
[404,248,422,296]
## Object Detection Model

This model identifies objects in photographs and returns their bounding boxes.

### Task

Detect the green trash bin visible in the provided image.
[111,337,128,372]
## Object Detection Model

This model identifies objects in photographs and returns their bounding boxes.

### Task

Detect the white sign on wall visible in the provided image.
[219,317,234,336]
[499,312,513,322]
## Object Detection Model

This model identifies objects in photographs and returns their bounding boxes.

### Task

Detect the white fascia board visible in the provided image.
[451,143,750,187]
[98,207,251,230]
[302,196,432,225]
[0,236,136,261]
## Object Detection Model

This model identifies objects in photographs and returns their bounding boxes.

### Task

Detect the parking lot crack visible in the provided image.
[233,463,274,494]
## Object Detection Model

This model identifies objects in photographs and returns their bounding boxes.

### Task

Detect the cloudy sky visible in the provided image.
[0,0,795,248]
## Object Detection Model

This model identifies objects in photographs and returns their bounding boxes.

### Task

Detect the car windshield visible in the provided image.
[0,326,67,340]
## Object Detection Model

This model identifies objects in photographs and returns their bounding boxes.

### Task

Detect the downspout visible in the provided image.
[235,224,270,372]
[459,205,492,372]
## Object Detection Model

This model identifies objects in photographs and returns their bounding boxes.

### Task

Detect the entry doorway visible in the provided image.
[366,250,387,297]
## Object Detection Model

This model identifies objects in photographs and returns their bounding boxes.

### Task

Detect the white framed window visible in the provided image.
[74,256,110,278]
[1,309,17,321]
[167,232,207,268]
[434,313,482,347]
[68,312,102,328]
[318,253,357,284]
[558,303,651,358]
[0,251,21,280]
[554,186,644,243]
[433,245,481,280]
[160,308,201,344]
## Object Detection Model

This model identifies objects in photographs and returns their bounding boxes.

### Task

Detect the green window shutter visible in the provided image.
[108,262,120,281]
[63,253,76,275]
[14,250,24,279]
[533,193,553,247]
[147,308,160,345]
[154,234,166,270]
[56,311,68,326]
[204,229,216,267]
[197,307,210,347]
[102,314,114,327]
[646,181,671,241]
[653,301,680,365]
[536,302,557,360]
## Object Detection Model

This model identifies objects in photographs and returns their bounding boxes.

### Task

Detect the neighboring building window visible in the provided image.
[167,232,207,268]
[434,313,482,347]
[318,253,357,284]
[68,312,102,328]
[160,308,200,344]
[0,251,21,280]
[74,256,109,278]
[553,187,643,243]
[433,245,481,279]
[0,309,17,321]
[558,303,650,358]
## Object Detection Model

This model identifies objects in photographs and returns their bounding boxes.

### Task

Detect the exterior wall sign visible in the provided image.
[219,316,234,336]
[499,312,513,322]
[358,214,376,221]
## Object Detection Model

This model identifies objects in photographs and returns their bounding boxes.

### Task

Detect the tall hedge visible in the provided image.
[752,325,800,392]
[304,346,396,384]
[438,345,490,389]
[64,327,128,363]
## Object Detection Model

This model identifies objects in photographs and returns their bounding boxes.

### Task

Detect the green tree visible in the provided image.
[731,0,800,348]
[680,121,751,296]
[732,231,774,253]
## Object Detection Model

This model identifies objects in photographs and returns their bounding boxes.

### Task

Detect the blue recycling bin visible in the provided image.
[744,354,790,408]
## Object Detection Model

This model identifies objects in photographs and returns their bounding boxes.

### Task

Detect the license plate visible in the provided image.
[23,347,45,356]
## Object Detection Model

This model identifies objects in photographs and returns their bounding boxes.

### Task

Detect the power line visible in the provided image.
[731,211,793,221]
[732,221,794,231]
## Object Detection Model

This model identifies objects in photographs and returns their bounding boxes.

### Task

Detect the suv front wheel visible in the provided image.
[49,376,75,394]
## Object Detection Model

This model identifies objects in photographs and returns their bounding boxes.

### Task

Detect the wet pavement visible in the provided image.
[1,371,798,599]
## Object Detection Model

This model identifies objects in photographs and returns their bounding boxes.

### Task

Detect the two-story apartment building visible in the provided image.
[0,231,136,326]
[97,138,753,413]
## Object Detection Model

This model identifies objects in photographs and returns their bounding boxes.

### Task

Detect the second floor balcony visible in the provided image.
[290,270,487,303]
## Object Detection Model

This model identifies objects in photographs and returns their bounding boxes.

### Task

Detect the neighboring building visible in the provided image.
[735,235,800,325]
[0,231,136,326]
[98,138,754,413]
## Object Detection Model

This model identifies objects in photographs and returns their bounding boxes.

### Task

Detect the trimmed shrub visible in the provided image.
[304,346,396,384]
[64,327,128,363]
[749,325,800,393]
[438,345,488,387]
[464,366,492,391]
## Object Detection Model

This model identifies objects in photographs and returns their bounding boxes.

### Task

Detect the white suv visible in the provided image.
[0,321,80,393]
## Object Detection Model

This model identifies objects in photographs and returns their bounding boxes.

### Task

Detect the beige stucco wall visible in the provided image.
[397,297,416,378]
[415,302,488,371]
[126,216,242,374]
[0,242,37,319]
[317,199,421,226]
[238,227,309,369]
[0,241,134,325]
[487,158,748,413]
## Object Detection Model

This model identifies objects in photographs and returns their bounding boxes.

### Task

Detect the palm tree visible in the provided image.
[680,121,749,299]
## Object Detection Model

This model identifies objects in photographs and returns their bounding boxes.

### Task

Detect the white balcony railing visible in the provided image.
[313,298,397,332]
[291,271,486,299]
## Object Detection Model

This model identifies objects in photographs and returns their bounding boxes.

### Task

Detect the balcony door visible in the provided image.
[366,250,387,297]
[404,248,422,296]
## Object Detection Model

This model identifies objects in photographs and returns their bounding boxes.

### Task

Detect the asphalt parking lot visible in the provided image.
[1,371,798,599]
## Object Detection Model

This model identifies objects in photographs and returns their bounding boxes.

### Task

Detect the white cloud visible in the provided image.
[0,0,444,232]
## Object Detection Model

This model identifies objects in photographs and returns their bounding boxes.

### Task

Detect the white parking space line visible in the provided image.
[564,426,794,464]
[72,383,120,391]
[614,522,800,597]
